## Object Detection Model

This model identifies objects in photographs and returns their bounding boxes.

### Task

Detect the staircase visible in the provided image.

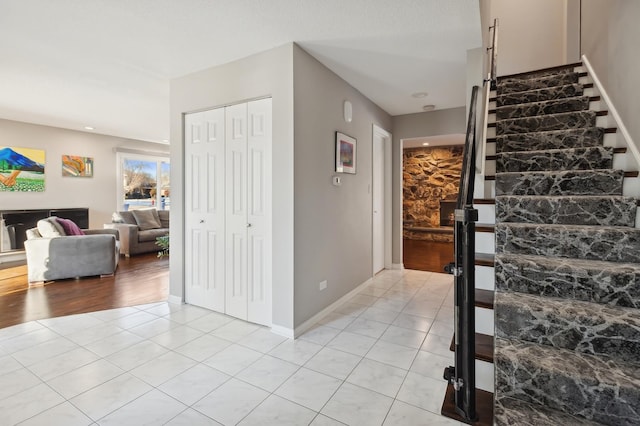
[490,64,640,425]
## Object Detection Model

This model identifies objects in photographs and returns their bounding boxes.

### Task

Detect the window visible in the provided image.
[117,153,170,211]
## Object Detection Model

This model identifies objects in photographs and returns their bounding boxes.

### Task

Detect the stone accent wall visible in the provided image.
[403,146,463,232]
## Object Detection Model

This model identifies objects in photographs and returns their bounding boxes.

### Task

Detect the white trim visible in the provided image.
[391,263,404,270]
[167,295,183,305]
[290,276,375,339]
[270,325,295,339]
[0,251,26,264]
[372,125,393,272]
[582,54,640,167]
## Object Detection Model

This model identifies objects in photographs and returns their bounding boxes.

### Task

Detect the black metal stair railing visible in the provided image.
[443,84,479,422]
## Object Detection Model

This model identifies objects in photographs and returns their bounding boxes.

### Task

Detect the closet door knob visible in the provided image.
[246,223,252,228]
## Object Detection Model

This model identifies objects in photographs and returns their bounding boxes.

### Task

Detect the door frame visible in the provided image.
[372,124,392,273]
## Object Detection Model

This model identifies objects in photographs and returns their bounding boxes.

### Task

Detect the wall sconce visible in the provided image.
[343,100,353,123]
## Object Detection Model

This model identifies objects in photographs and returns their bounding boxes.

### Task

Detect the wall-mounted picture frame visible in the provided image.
[335,131,356,174]
[62,155,93,177]
[0,146,45,192]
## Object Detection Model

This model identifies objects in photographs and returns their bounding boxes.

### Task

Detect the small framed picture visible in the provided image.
[335,132,356,174]
[62,155,94,177]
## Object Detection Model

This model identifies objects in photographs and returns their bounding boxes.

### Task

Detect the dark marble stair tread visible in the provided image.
[495,253,640,309]
[495,222,640,263]
[475,253,494,267]
[495,396,602,426]
[496,95,590,120]
[495,84,584,107]
[473,198,495,205]
[475,289,494,309]
[497,110,597,135]
[495,146,613,173]
[495,194,637,227]
[475,223,494,233]
[497,62,581,82]
[441,382,494,426]
[497,72,580,96]
[495,338,640,425]
[449,332,494,363]
[495,292,640,363]
[493,169,624,196]
[488,126,613,147]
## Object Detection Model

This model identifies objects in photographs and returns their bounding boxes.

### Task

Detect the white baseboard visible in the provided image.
[270,324,295,339]
[0,251,26,264]
[391,263,404,270]
[167,295,183,305]
[288,276,375,339]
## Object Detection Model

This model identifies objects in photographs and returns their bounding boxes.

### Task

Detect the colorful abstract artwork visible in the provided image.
[62,155,93,177]
[0,146,45,192]
[335,132,357,174]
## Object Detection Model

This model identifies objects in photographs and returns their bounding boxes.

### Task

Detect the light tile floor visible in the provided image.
[0,269,461,425]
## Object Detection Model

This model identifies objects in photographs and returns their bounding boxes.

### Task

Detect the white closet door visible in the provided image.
[225,103,249,320]
[185,108,226,312]
[246,98,272,325]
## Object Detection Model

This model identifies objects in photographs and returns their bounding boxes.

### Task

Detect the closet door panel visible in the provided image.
[247,98,272,325]
[225,103,249,320]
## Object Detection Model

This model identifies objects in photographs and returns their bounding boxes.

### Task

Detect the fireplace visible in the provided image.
[439,200,456,227]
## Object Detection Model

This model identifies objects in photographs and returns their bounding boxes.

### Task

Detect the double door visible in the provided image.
[184,99,272,326]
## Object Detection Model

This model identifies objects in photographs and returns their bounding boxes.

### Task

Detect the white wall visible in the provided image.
[169,44,295,329]
[487,0,576,76]
[292,45,392,327]
[581,0,640,148]
[0,118,166,227]
[390,108,467,264]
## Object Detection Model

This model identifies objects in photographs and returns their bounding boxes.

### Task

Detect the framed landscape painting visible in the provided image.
[62,155,94,177]
[0,146,45,192]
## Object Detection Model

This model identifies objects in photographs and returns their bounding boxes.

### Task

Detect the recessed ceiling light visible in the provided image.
[422,142,430,146]
[422,105,436,112]
[412,92,428,98]
[84,126,95,130]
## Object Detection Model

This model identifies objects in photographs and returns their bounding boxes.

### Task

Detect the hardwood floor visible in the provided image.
[403,239,454,273]
[0,253,169,329]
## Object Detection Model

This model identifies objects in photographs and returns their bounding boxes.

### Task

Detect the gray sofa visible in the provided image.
[108,209,169,256]
[24,217,120,284]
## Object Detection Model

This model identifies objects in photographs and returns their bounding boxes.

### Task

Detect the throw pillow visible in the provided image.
[56,217,85,236]
[132,209,161,230]
[111,212,125,223]
[37,217,65,237]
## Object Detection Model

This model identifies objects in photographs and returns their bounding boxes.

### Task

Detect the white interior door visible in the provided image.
[372,128,385,274]
[225,103,249,320]
[184,108,226,312]
[246,98,272,325]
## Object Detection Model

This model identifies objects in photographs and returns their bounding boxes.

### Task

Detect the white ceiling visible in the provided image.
[0,0,481,144]
[403,133,466,149]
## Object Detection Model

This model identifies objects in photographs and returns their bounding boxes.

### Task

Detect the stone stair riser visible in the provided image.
[497,72,580,95]
[497,111,596,135]
[497,84,584,107]
[495,195,636,227]
[496,96,590,120]
[495,292,640,363]
[495,254,640,309]
[496,146,613,173]
[496,128,604,153]
[495,339,640,426]
[495,223,640,263]
[495,170,624,196]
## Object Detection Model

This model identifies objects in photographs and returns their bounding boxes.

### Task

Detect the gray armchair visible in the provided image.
[24,224,120,284]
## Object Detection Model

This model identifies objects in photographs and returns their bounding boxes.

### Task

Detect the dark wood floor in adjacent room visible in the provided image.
[403,239,454,273]
[0,253,169,329]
